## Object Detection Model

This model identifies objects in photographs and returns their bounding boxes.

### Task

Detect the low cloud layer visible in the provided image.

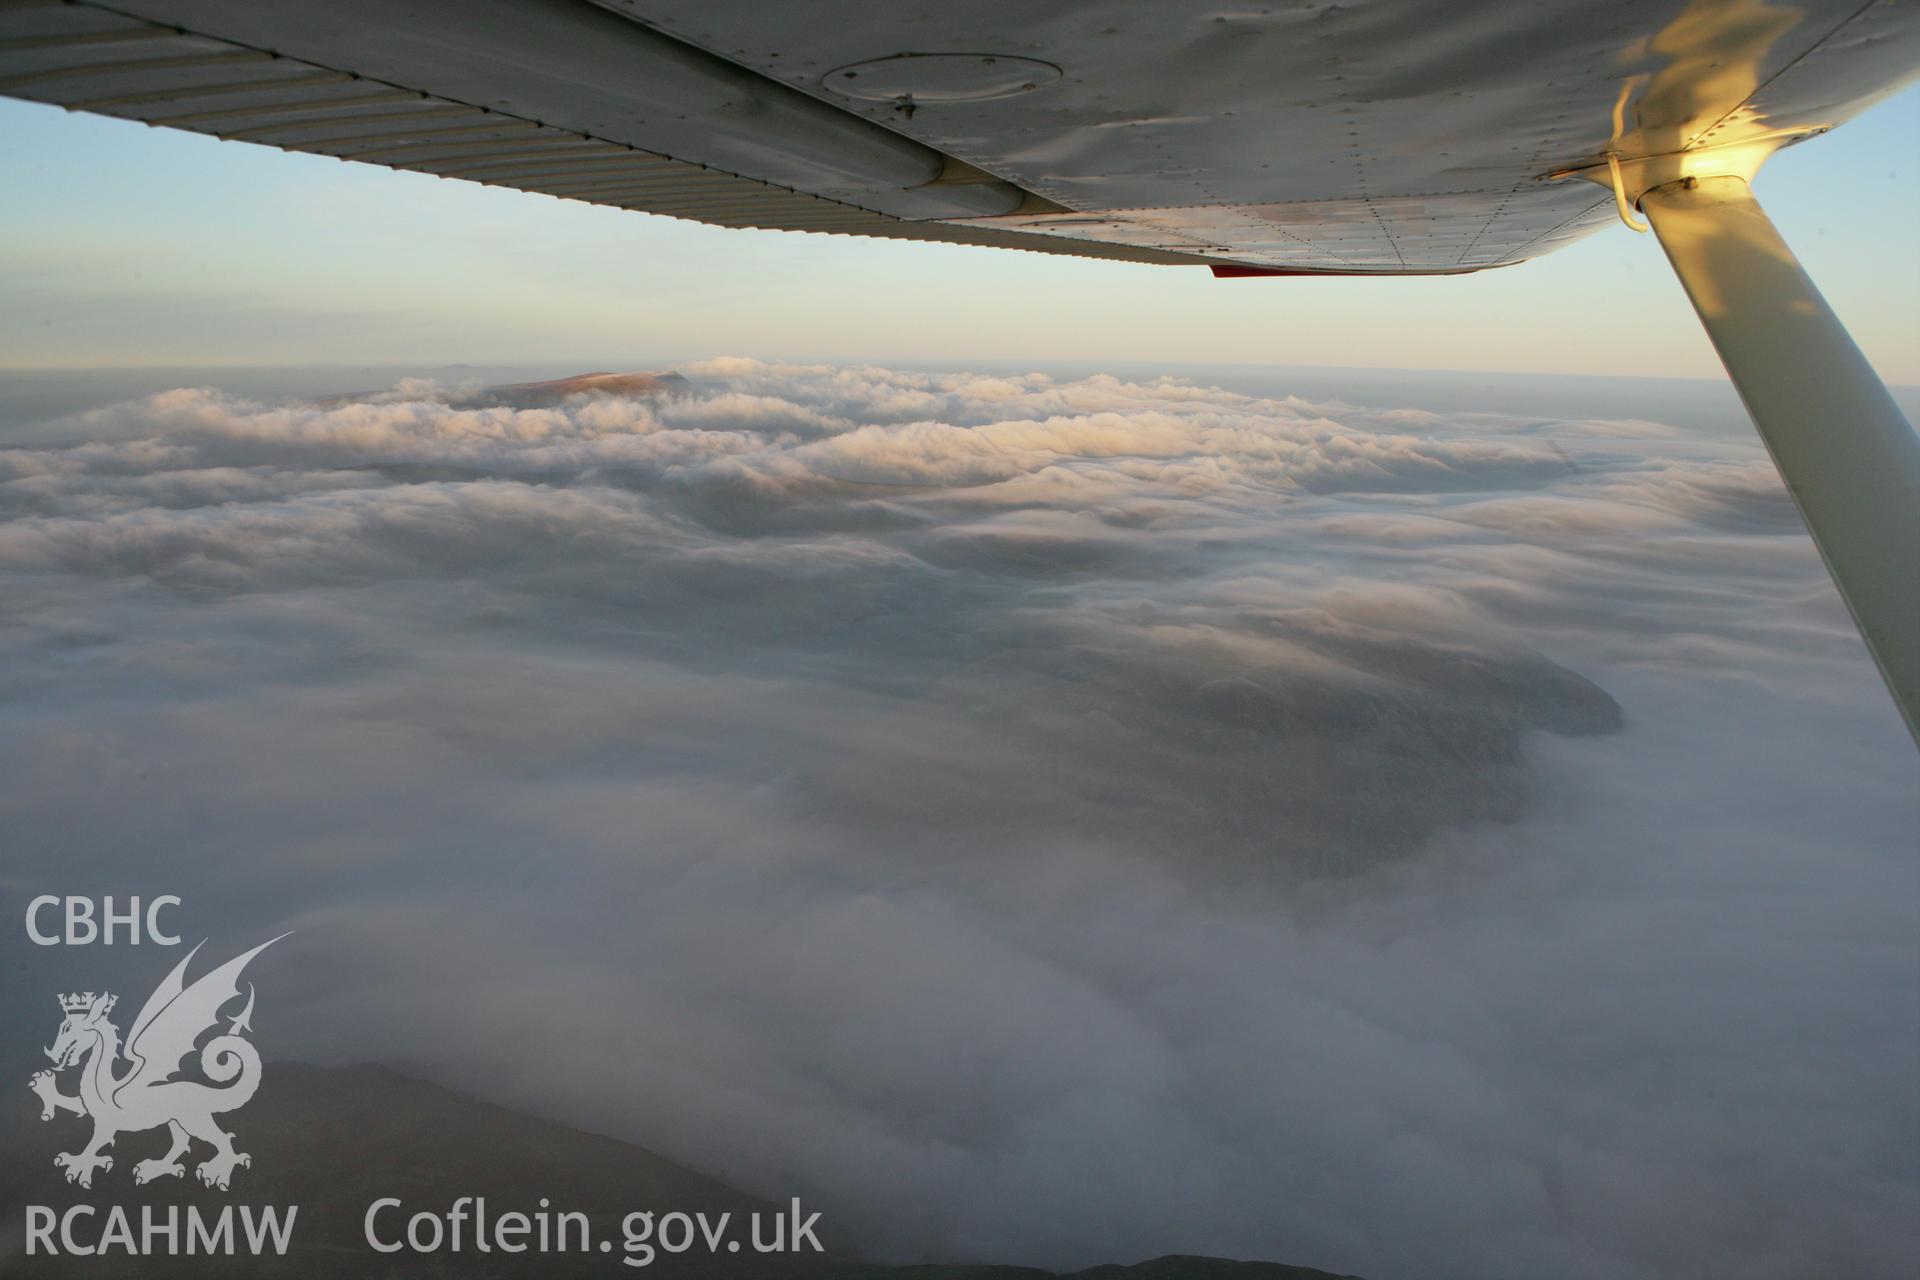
[4,361,1915,1279]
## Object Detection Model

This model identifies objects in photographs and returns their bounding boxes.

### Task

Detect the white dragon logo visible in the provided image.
[27,935,287,1191]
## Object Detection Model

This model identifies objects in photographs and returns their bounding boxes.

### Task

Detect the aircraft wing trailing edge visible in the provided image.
[0,1,1908,273]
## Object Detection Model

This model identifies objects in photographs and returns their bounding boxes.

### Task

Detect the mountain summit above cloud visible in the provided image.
[448,371,693,409]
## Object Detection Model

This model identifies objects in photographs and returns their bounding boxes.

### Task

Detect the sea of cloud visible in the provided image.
[2,360,1914,1279]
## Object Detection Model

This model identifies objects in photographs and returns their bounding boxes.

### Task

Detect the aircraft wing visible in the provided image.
[2,1,1914,274]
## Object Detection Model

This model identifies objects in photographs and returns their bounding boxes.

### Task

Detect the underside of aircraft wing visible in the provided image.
[1,1,1914,273]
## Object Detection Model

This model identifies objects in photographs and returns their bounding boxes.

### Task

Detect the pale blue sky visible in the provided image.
[1,85,1915,379]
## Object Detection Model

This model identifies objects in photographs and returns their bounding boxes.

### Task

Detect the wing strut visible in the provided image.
[1640,174,1920,746]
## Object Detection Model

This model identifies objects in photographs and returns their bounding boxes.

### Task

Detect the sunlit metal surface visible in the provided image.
[1646,175,1920,744]
[1,1,1914,271]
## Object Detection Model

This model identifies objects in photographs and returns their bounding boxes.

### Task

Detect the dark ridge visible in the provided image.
[0,1063,1358,1280]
